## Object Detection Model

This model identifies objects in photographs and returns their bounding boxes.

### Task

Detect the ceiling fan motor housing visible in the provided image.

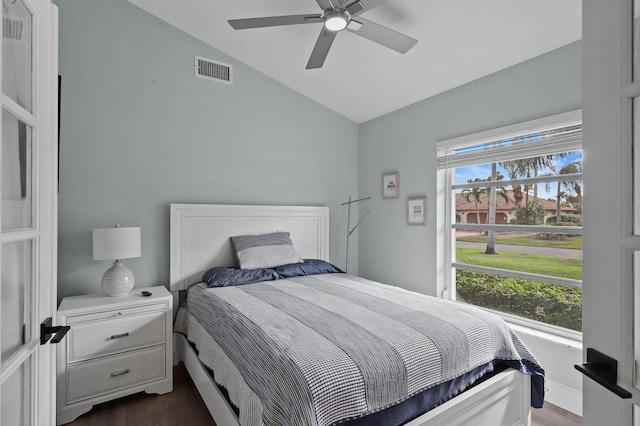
[323,10,350,31]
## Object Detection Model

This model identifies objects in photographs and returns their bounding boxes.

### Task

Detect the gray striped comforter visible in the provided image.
[184,273,542,426]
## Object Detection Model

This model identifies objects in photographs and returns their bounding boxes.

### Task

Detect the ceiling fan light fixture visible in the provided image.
[324,10,349,31]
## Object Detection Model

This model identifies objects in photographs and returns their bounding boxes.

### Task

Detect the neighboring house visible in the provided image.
[455,190,577,225]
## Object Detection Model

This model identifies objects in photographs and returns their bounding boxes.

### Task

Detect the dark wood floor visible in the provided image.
[68,362,581,425]
[532,401,582,426]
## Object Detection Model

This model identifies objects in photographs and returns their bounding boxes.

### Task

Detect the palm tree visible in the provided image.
[512,153,569,222]
[554,161,582,222]
[485,166,509,254]
[502,160,525,207]
[513,155,553,202]
[461,178,486,233]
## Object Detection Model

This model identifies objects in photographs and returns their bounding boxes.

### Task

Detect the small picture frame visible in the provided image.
[382,173,400,199]
[408,198,427,226]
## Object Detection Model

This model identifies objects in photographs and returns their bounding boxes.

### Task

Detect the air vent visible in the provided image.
[3,17,23,41]
[195,55,233,85]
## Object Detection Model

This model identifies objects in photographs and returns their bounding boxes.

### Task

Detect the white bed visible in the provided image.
[170,203,533,426]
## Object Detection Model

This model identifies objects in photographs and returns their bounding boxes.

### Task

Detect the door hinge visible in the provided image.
[40,317,70,345]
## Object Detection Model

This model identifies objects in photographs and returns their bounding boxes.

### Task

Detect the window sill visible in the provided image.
[507,321,583,350]
[455,301,583,348]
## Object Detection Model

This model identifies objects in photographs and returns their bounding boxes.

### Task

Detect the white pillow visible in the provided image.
[230,232,303,270]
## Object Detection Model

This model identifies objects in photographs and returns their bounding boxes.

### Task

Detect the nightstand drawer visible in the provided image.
[67,345,165,404]
[67,311,165,362]
[65,302,166,325]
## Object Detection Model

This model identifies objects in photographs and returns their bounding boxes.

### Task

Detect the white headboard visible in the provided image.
[170,204,329,292]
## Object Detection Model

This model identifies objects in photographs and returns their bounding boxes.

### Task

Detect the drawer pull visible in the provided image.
[110,369,130,377]
[110,332,130,340]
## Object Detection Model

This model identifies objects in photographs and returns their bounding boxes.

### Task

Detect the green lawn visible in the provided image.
[456,232,582,250]
[456,248,582,280]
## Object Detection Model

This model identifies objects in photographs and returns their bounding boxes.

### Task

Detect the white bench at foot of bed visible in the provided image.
[175,333,531,426]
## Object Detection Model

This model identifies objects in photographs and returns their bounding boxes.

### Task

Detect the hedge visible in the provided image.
[456,270,582,331]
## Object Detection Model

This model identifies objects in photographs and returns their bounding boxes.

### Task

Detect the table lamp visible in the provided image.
[93,225,141,297]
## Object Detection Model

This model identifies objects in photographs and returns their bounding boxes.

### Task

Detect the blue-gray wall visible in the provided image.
[54,0,359,300]
[358,41,582,295]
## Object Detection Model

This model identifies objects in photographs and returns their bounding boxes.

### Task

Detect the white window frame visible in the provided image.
[436,110,583,340]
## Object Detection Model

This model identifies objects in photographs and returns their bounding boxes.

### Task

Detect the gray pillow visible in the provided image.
[274,259,344,278]
[230,232,303,270]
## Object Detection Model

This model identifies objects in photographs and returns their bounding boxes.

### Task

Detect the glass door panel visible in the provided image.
[0,355,33,426]
[635,97,640,235]
[637,252,640,390]
[2,0,32,112]
[2,109,32,231]
[0,239,32,363]
[0,0,55,424]
[635,0,640,81]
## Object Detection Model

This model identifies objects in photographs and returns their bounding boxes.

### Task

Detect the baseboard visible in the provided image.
[544,378,582,417]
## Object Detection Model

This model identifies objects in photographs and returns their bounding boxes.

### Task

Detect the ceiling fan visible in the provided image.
[228,0,417,69]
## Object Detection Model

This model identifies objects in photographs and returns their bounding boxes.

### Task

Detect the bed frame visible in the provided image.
[169,203,532,426]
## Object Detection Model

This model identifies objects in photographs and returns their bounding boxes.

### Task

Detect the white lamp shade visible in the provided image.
[93,227,141,260]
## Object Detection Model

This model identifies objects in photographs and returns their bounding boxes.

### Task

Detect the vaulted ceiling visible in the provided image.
[126,0,582,123]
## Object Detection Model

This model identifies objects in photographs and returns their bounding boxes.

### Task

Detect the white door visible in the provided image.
[583,0,640,424]
[0,0,57,425]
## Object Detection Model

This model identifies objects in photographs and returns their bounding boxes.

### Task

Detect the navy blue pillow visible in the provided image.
[274,259,344,279]
[203,267,278,288]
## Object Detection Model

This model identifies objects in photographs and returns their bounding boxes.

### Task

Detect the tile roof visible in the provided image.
[455,190,577,212]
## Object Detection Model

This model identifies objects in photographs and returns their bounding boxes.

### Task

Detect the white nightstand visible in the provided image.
[56,286,173,425]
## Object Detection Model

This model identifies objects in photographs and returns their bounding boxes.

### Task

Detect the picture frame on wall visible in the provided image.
[382,173,400,199]
[408,198,427,226]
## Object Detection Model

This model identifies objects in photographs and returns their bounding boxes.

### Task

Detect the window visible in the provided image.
[438,111,582,337]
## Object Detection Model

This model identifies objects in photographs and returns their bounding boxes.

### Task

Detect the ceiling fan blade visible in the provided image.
[348,17,417,53]
[315,0,335,11]
[306,29,338,69]
[341,0,389,16]
[229,14,322,30]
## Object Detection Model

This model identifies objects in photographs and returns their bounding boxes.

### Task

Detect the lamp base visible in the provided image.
[101,260,135,297]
